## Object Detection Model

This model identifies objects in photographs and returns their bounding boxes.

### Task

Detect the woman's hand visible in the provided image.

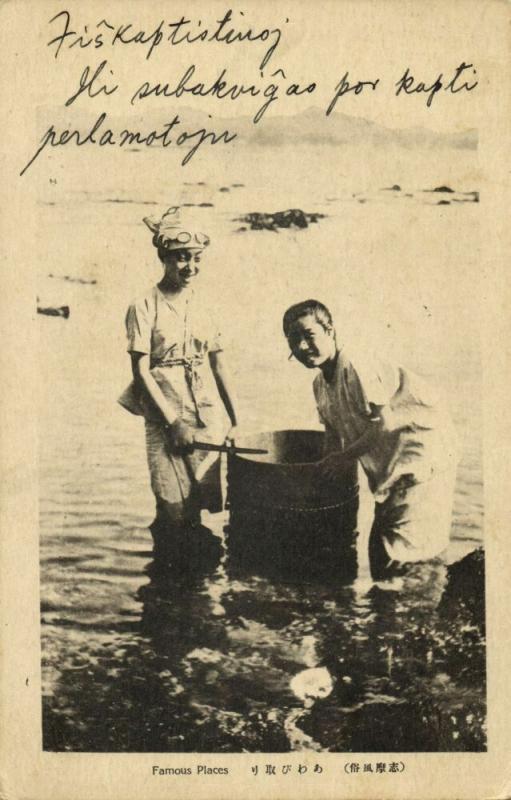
[224,424,240,449]
[319,450,351,480]
[166,419,195,453]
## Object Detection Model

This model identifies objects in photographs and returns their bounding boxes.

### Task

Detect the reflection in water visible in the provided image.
[42,523,486,752]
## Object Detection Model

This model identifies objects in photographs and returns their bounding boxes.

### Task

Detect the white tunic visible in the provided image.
[119,286,228,524]
[120,286,224,433]
[313,347,458,501]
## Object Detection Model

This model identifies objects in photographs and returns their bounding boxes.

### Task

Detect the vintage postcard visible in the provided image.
[1,0,510,798]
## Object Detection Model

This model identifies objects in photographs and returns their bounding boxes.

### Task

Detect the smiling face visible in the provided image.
[160,248,203,291]
[286,314,337,368]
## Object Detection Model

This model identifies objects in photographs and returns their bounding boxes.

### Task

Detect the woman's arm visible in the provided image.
[323,422,342,456]
[130,352,194,448]
[320,406,384,478]
[342,412,384,460]
[208,351,239,430]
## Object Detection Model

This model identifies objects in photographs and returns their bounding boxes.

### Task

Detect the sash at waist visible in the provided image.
[152,355,204,369]
[152,355,206,427]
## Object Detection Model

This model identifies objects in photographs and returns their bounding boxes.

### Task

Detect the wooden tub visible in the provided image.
[226,430,359,577]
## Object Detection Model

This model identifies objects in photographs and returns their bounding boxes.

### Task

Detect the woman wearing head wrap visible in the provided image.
[119,207,239,554]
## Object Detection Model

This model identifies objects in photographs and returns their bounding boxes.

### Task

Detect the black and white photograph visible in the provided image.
[2,1,510,798]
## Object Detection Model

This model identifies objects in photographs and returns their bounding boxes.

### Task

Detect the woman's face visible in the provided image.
[287,314,336,368]
[161,248,203,290]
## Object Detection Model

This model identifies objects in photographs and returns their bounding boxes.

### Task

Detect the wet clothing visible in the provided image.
[368,471,457,578]
[119,286,227,528]
[144,420,222,528]
[313,347,458,570]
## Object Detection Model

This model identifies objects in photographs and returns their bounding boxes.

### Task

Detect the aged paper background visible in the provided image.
[1,0,510,798]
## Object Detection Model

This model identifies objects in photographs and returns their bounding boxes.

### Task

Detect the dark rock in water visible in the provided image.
[231,183,245,188]
[237,209,326,231]
[219,187,230,192]
[381,184,401,191]
[48,274,97,285]
[438,548,485,630]
[38,304,70,319]
[437,200,451,206]
[103,198,157,205]
[198,202,214,207]
[430,185,455,193]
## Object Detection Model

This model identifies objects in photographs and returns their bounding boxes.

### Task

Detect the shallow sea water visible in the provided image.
[39,143,485,751]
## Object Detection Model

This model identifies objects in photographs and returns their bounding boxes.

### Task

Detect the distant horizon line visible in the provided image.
[39,103,478,137]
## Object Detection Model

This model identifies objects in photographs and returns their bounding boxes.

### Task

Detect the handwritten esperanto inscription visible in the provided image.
[20,8,479,177]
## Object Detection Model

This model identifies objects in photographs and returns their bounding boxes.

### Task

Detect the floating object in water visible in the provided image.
[37,304,70,318]
[48,273,97,285]
[290,667,334,708]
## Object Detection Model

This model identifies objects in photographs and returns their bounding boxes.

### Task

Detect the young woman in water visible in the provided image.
[119,207,238,554]
[283,299,458,580]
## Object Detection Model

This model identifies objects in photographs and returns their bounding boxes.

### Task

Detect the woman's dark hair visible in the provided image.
[282,300,333,337]
[157,246,189,262]
[157,245,171,262]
